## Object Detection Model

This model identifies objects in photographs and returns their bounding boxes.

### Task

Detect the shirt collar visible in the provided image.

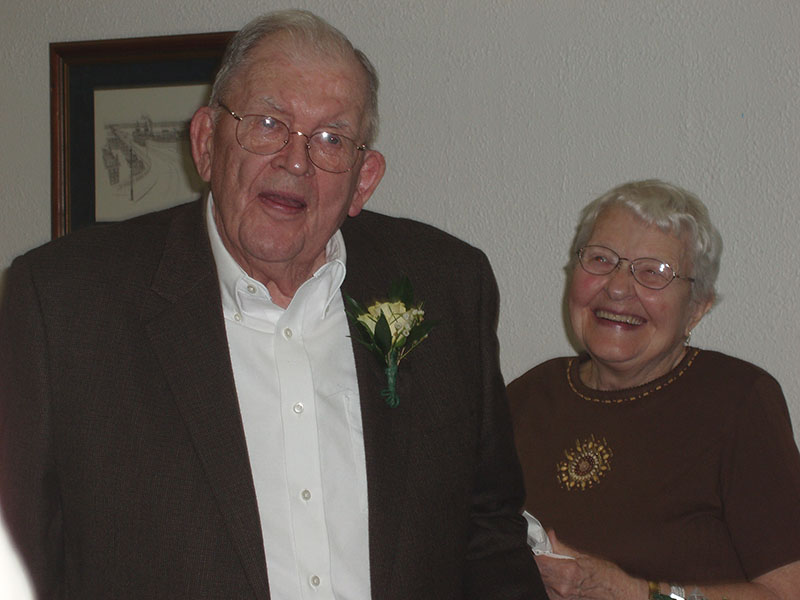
[206,193,347,319]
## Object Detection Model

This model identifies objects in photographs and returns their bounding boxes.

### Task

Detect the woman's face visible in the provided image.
[568,206,712,388]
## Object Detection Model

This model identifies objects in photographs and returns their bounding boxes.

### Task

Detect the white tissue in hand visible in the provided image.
[523,511,575,560]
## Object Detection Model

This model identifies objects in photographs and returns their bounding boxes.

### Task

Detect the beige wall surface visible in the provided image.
[1,2,798,433]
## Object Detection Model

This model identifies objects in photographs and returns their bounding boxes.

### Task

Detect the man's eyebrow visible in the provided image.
[255,96,284,114]
[324,119,354,132]
[253,96,356,133]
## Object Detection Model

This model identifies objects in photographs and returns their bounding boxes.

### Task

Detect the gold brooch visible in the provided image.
[556,434,613,491]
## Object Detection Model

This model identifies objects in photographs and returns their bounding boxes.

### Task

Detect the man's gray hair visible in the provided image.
[210,9,380,146]
[569,179,723,304]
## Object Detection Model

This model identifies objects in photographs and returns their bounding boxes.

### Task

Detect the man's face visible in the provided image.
[190,37,385,289]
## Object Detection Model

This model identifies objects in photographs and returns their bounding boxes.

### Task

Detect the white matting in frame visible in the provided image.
[93,84,210,222]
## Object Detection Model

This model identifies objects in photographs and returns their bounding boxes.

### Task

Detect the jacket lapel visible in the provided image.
[141,202,270,600]
[137,205,417,598]
[341,220,413,596]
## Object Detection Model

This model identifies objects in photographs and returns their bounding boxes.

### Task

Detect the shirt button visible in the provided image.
[293,403,304,414]
[246,284,256,294]
[310,575,321,587]
[301,489,311,501]
[283,327,293,339]
[233,313,242,322]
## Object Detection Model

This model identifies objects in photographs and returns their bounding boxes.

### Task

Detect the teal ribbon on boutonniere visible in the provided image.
[344,276,435,408]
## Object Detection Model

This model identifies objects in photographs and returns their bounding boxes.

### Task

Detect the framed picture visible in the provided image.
[50,31,234,238]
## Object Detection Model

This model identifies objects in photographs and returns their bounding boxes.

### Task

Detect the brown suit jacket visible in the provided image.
[0,200,544,599]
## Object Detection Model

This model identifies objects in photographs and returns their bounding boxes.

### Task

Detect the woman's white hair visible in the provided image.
[570,179,722,304]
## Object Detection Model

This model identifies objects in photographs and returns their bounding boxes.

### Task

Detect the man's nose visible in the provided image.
[273,131,313,175]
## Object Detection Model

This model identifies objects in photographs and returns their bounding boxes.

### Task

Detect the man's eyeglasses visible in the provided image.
[576,245,695,290]
[218,102,366,174]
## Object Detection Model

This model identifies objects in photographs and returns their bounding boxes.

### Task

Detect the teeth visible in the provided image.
[595,310,643,325]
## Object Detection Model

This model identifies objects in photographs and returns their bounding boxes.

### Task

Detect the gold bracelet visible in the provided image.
[648,581,660,599]
[647,581,673,600]
[647,581,675,600]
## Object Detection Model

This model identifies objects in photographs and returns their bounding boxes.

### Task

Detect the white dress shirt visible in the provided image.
[0,520,33,600]
[206,196,370,599]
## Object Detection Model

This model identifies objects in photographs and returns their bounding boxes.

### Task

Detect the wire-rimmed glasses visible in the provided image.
[576,245,695,290]
[218,102,366,174]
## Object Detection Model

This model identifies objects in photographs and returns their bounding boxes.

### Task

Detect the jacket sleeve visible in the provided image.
[463,252,547,599]
[0,256,64,598]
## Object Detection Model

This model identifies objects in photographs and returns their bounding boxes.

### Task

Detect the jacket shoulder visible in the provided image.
[342,210,485,263]
[12,201,204,280]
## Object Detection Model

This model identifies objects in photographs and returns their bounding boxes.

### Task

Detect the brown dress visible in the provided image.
[508,348,800,583]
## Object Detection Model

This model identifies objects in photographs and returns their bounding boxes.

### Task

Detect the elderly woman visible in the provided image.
[509,180,800,600]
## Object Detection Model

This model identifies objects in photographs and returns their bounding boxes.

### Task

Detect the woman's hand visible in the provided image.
[533,531,646,600]
[534,530,800,600]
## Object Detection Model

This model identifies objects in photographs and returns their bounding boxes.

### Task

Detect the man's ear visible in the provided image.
[348,149,386,217]
[189,106,215,183]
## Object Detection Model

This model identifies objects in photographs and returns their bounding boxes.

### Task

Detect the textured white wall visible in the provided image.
[1,1,798,432]
[1,0,799,590]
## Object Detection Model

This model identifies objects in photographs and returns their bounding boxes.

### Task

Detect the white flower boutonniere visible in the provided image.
[345,276,435,408]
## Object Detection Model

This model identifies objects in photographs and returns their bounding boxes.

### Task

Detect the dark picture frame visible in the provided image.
[50,31,234,238]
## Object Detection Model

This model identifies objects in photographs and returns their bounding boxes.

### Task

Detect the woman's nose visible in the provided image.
[605,261,636,298]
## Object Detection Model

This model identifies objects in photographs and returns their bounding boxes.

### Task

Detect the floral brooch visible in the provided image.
[556,434,613,491]
[345,276,435,408]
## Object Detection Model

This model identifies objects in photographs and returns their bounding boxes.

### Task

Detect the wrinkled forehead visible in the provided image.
[233,35,369,112]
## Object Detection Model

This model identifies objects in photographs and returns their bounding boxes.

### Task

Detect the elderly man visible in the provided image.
[0,10,545,600]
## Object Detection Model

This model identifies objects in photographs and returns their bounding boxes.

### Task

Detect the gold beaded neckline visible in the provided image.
[566,348,700,404]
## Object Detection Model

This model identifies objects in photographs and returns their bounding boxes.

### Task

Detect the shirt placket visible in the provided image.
[275,298,334,598]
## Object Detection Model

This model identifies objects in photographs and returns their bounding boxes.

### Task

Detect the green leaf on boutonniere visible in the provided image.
[343,276,435,408]
[404,320,434,349]
[388,275,414,306]
[373,312,393,356]
[344,293,368,318]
